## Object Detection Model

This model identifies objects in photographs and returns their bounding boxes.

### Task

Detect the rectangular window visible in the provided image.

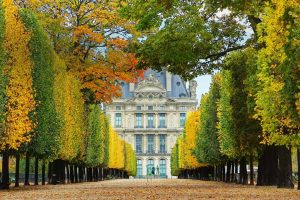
[115,113,122,128]
[137,159,143,176]
[148,106,153,111]
[179,106,187,111]
[147,135,154,153]
[135,135,142,153]
[159,159,166,177]
[136,106,142,111]
[159,113,166,128]
[159,105,165,110]
[179,113,186,128]
[135,113,143,128]
[159,135,166,153]
[116,106,121,110]
[147,114,154,128]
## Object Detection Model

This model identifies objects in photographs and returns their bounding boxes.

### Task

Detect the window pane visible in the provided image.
[136,106,142,110]
[115,113,122,127]
[159,135,166,153]
[148,106,153,111]
[135,113,143,128]
[147,135,154,153]
[159,113,166,128]
[159,159,166,176]
[147,159,154,175]
[116,106,121,110]
[137,159,143,176]
[135,135,142,153]
[147,114,154,128]
[179,113,186,128]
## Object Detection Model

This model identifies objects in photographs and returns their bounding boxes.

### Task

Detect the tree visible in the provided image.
[182,110,205,169]
[0,0,35,151]
[254,0,300,188]
[86,104,103,167]
[20,0,144,103]
[194,74,223,165]
[218,49,261,184]
[19,9,61,161]
[123,0,250,80]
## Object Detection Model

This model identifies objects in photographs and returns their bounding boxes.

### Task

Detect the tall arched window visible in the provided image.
[160,159,166,177]
[137,159,142,177]
[147,159,154,175]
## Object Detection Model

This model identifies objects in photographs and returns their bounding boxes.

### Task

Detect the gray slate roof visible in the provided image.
[120,69,190,99]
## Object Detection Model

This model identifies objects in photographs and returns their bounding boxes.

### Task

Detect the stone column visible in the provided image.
[166,157,171,178]
[142,158,147,176]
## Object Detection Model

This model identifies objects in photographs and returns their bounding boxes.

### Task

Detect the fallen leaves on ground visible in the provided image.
[0,179,299,200]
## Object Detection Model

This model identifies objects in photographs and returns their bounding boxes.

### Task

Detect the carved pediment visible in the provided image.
[134,74,166,98]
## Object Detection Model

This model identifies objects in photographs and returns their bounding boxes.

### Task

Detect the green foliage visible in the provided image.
[124,143,137,176]
[255,1,300,147]
[171,141,179,176]
[86,105,103,167]
[194,74,223,165]
[218,70,237,158]
[124,0,248,80]
[19,9,60,159]
[103,116,110,167]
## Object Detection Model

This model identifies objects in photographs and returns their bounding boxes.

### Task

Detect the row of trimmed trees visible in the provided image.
[171,47,299,189]
[0,1,136,189]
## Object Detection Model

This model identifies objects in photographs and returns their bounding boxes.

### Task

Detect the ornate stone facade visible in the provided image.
[105,69,197,178]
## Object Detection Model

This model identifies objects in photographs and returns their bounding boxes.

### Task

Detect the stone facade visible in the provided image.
[105,69,197,178]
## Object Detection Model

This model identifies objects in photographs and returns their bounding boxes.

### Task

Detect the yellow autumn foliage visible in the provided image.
[0,0,35,150]
[53,55,85,161]
[182,110,205,169]
[108,126,125,169]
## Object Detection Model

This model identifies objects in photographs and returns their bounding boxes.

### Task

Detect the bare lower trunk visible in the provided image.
[257,145,278,186]
[24,153,30,186]
[34,157,39,185]
[42,160,46,185]
[277,146,294,188]
[1,151,9,189]
[250,154,254,185]
[15,154,20,187]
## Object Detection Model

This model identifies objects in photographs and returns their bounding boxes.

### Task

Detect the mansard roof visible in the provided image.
[120,69,190,99]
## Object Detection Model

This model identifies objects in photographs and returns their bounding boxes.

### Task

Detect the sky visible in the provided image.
[195,75,211,107]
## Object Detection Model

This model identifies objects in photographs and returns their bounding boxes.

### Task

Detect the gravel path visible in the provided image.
[0,179,299,200]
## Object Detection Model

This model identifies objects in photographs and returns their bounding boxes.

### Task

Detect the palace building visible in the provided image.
[105,69,198,178]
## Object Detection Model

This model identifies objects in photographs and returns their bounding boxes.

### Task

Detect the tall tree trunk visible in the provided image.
[230,161,234,182]
[297,149,300,190]
[15,154,20,187]
[70,164,74,183]
[249,154,254,185]
[51,159,66,184]
[74,165,78,183]
[234,160,238,183]
[277,146,294,188]
[1,151,9,189]
[24,153,30,186]
[66,163,70,184]
[34,157,39,185]
[48,162,52,184]
[42,160,46,185]
[222,165,226,182]
[78,166,83,182]
[226,162,231,182]
[257,145,278,186]
[240,157,248,184]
